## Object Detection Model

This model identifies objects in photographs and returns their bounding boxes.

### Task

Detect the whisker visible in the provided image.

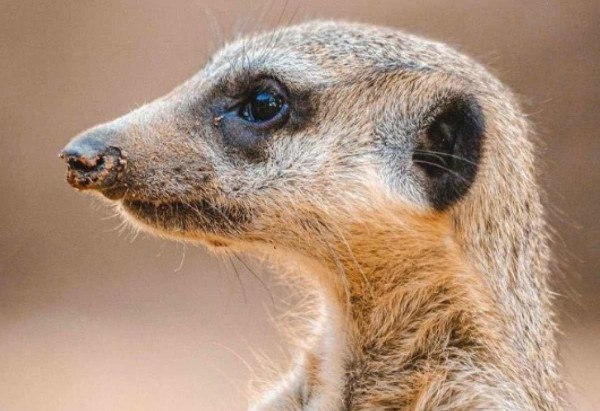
[204,8,227,55]
[104,218,128,233]
[174,243,186,273]
[127,227,141,243]
[233,251,276,309]
[330,223,375,300]
[318,226,352,325]
[413,149,479,166]
[412,159,471,184]
[228,254,248,303]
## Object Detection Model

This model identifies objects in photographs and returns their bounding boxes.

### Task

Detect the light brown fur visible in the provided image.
[61,21,563,410]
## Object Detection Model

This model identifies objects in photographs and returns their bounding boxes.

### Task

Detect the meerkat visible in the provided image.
[60,21,563,410]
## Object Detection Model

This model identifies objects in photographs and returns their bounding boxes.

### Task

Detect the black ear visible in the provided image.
[413,95,485,210]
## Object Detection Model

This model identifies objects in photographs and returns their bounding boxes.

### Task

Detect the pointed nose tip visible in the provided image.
[60,130,128,196]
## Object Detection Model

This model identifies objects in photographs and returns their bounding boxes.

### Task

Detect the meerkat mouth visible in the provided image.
[121,199,249,233]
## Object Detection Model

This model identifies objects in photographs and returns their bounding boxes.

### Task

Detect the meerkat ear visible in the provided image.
[413,95,485,209]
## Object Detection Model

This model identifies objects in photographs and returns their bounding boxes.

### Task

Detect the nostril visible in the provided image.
[67,155,105,173]
[61,123,129,197]
[61,143,128,194]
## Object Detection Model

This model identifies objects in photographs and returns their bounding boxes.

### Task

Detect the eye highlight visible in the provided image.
[238,80,288,124]
[240,90,284,122]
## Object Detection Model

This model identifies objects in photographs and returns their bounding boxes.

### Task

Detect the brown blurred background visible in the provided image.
[0,1,598,410]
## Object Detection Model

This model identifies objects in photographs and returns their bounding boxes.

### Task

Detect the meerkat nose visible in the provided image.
[60,128,128,199]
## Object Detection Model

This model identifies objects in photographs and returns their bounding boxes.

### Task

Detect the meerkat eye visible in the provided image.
[240,90,284,122]
[238,80,288,124]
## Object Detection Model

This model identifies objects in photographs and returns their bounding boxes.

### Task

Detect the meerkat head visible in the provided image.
[60,21,491,255]
[59,22,561,407]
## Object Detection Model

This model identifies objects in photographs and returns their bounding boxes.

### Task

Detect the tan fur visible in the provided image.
[62,21,563,410]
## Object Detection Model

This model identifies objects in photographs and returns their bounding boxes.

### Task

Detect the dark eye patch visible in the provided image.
[212,76,316,162]
[215,78,290,160]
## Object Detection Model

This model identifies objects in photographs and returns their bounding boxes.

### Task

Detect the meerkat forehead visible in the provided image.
[192,21,473,93]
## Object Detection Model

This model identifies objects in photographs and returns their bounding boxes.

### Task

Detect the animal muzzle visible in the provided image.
[60,128,128,199]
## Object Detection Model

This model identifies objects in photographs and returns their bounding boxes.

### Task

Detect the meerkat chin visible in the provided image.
[60,21,563,410]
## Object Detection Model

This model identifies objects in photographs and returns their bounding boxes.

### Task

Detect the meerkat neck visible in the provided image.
[290,211,509,408]
[319,211,493,322]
